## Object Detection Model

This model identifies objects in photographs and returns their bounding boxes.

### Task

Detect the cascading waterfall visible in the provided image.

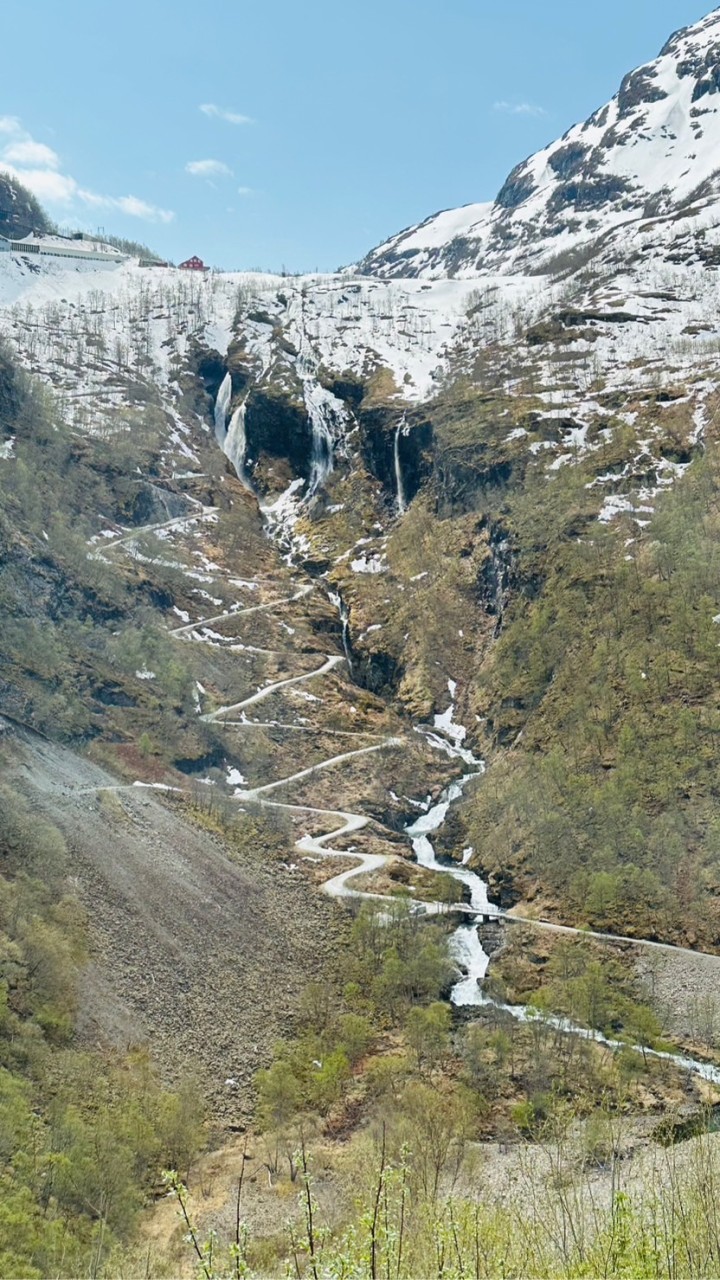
[303,377,348,497]
[407,773,488,1007]
[224,400,251,490]
[213,371,233,447]
[405,738,720,1082]
[489,534,510,636]
[394,419,408,515]
[329,590,353,673]
[406,685,489,1007]
[214,374,252,491]
[296,326,348,498]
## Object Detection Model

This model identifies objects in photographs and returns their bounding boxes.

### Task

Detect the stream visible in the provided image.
[407,774,490,1008]
[204,380,720,1089]
[404,755,720,1085]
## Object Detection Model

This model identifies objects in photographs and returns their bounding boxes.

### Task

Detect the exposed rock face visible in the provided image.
[245,387,315,488]
[0,174,52,241]
[358,406,434,506]
[358,9,720,280]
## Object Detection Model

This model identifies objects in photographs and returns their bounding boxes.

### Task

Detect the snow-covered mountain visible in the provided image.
[360,8,720,279]
[3,6,720,553]
[4,5,720,1032]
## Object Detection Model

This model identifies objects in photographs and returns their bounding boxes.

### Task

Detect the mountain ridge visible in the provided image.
[359,6,720,280]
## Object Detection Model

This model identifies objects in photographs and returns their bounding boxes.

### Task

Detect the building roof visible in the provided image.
[12,233,125,258]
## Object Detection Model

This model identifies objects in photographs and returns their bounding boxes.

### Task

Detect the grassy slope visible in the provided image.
[313,351,720,947]
[449,389,720,947]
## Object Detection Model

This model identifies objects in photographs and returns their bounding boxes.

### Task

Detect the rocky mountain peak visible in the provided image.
[359,6,720,279]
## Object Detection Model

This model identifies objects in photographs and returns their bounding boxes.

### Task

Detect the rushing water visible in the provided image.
[211,397,720,1087]
[406,689,490,1009]
[405,759,720,1085]
[407,775,490,1007]
[224,401,251,489]
[328,590,353,673]
[296,346,348,497]
[214,372,233,446]
[394,424,407,515]
[214,377,253,490]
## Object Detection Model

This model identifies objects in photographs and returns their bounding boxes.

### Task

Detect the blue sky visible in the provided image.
[1,0,714,270]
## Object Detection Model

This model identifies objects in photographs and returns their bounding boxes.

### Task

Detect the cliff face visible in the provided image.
[0,173,52,240]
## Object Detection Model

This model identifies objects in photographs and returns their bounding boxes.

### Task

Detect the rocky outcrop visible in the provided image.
[358,406,434,507]
[0,174,52,241]
[228,386,313,493]
[435,447,516,519]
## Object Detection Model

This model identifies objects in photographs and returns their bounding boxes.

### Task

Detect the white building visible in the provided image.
[9,234,126,263]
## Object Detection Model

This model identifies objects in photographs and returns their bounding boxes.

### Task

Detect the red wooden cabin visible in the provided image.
[179,255,207,271]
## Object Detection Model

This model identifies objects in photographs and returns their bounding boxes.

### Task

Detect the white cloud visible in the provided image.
[0,118,175,224]
[493,100,548,118]
[112,195,174,222]
[186,158,233,178]
[237,186,254,196]
[79,188,175,223]
[3,140,60,169]
[199,103,253,125]
[3,167,78,204]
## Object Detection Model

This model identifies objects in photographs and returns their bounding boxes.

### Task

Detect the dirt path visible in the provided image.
[90,504,219,559]
[169,585,313,636]
[202,654,343,720]
[100,528,720,1073]
[237,739,403,797]
[502,911,720,964]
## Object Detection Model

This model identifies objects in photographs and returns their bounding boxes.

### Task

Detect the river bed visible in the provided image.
[405,763,720,1086]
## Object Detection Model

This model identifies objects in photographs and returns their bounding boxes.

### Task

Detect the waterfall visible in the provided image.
[407,774,488,1006]
[213,374,253,491]
[394,423,407,515]
[407,688,488,1006]
[329,590,353,672]
[489,535,510,637]
[304,379,343,497]
[213,372,232,446]
[296,328,348,498]
[224,401,251,490]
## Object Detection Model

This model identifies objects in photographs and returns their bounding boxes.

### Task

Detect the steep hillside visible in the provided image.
[11,12,720,1276]
[2,10,720,1131]
[0,172,52,240]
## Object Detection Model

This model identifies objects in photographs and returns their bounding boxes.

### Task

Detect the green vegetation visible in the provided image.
[0,339,202,747]
[490,932,667,1057]
[171,1126,720,1279]
[254,902,456,1172]
[456,405,720,946]
[0,782,203,1277]
[4,180,720,1279]
[162,900,719,1279]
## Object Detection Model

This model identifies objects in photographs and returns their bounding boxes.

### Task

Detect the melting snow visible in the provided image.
[351,555,387,575]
